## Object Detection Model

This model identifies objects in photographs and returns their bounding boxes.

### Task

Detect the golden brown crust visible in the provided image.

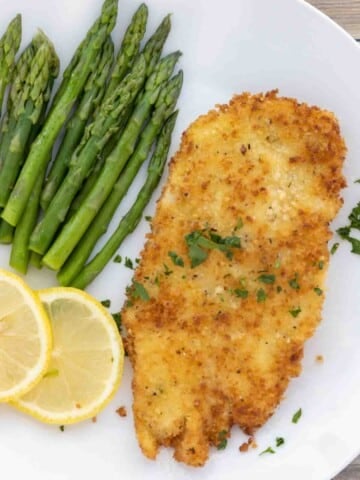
[122,91,346,466]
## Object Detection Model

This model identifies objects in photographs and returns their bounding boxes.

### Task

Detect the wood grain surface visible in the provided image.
[303,3,360,478]
[309,0,360,38]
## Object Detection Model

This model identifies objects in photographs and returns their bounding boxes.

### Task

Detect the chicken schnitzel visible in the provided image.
[121,90,346,466]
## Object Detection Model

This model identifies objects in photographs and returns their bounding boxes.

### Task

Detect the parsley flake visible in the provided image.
[112,313,122,332]
[318,260,324,270]
[168,251,184,267]
[258,273,276,284]
[259,446,275,456]
[276,437,285,447]
[163,264,173,276]
[145,215,152,221]
[216,430,228,450]
[184,229,241,268]
[292,408,302,424]
[113,254,122,263]
[314,287,323,296]
[59,425,65,432]
[289,307,301,318]
[330,243,339,255]
[233,288,249,299]
[124,257,134,269]
[288,274,300,290]
[257,288,267,302]
[131,281,150,301]
[101,299,111,308]
[235,218,244,230]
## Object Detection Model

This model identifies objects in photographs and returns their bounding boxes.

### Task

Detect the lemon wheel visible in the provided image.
[12,287,124,424]
[0,269,52,401]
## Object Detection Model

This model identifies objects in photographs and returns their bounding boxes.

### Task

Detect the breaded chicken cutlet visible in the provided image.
[121,90,346,466]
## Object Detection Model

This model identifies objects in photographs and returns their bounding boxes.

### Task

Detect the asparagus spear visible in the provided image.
[2,0,118,227]
[0,43,35,173]
[9,165,46,273]
[0,39,54,247]
[0,219,14,244]
[42,51,181,270]
[142,14,171,76]
[50,0,117,111]
[29,55,147,255]
[105,3,148,96]
[75,11,172,213]
[58,72,183,285]
[0,34,59,207]
[0,14,22,115]
[70,111,178,289]
[40,37,114,210]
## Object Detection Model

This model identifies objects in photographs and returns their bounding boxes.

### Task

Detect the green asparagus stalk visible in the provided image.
[0,43,35,173]
[2,0,118,227]
[30,252,43,269]
[142,14,171,76]
[29,55,147,255]
[0,39,54,247]
[0,14,22,115]
[50,0,117,111]
[0,219,14,244]
[58,72,183,285]
[9,165,47,274]
[40,37,114,210]
[0,34,59,207]
[105,3,148,96]
[77,11,171,210]
[70,111,178,289]
[42,51,181,270]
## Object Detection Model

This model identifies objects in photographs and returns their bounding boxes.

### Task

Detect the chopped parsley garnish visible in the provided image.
[274,258,281,269]
[288,274,300,290]
[124,257,134,269]
[318,260,324,270]
[235,218,244,230]
[101,299,111,308]
[113,254,122,263]
[185,229,241,268]
[259,446,275,456]
[59,425,65,432]
[258,273,276,284]
[257,288,267,303]
[163,264,173,276]
[233,288,248,299]
[276,285,283,293]
[145,215,152,221]
[168,251,184,267]
[216,430,228,450]
[292,408,302,424]
[276,437,285,447]
[129,281,150,302]
[314,287,323,296]
[112,313,122,332]
[330,243,339,255]
[355,179,360,184]
[337,202,360,254]
[289,307,301,318]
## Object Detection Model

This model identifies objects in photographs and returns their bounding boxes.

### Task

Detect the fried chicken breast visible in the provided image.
[121,91,346,466]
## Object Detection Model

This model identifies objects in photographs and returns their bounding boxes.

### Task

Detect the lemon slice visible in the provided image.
[12,287,124,424]
[0,269,52,401]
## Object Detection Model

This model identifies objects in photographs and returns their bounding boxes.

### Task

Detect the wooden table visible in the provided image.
[305,3,360,478]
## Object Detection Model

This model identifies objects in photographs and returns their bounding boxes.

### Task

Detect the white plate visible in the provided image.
[0,0,359,479]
